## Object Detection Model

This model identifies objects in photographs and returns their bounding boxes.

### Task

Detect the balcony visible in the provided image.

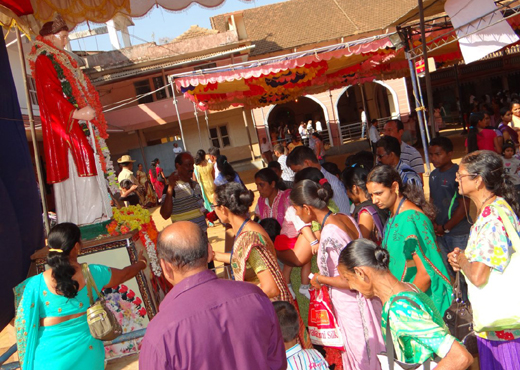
[103,95,194,131]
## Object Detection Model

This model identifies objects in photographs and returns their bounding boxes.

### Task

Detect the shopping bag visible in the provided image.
[307,286,344,350]
[469,205,520,332]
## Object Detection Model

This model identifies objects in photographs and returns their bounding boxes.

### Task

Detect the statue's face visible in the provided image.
[45,30,69,50]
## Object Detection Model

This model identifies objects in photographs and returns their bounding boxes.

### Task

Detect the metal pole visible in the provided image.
[16,29,50,235]
[193,102,203,149]
[260,107,271,146]
[407,55,431,174]
[415,70,431,143]
[454,64,465,131]
[204,110,211,142]
[326,90,335,147]
[242,108,256,160]
[359,84,368,140]
[418,0,436,139]
[170,81,187,151]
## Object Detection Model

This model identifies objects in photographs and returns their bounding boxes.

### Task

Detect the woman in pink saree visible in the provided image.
[149,158,165,199]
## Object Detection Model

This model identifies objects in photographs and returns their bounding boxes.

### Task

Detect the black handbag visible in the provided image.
[443,272,478,355]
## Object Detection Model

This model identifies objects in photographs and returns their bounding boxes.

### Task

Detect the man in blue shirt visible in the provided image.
[376,136,422,189]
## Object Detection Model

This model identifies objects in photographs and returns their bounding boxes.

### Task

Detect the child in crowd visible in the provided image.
[428,137,472,299]
[502,142,520,201]
[273,301,329,370]
[119,179,140,206]
[258,217,282,246]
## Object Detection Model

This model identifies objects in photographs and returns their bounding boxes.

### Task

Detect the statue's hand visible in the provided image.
[73,106,96,121]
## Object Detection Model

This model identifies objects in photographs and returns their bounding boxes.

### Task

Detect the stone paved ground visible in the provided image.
[1,129,479,369]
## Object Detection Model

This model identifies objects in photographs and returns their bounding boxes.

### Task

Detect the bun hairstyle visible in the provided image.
[338,238,390,272]
[216,155,237,183]
[461,150,520,217]
[367,165,436,222]
[293,167,334,199]
[290,179,332,210]
[47,223,81,298]
[341,165,370,197]
[215,182,255,217]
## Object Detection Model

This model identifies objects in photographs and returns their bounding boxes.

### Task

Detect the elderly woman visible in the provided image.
[448,150,520,368]
[14,223,147,370]
[337,239,473,369]
[366,165,453,316]
[211,182,311,348]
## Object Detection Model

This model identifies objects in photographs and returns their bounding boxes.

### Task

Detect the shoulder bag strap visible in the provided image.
[493,205,520,253]
[82,264,103,303]
[362,205,385,237]
[81,263,95,305]
[385,295,431,370]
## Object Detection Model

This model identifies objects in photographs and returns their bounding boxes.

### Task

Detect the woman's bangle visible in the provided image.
[310,239,319,247]
[138,259,147,269]
[316,275,321,285]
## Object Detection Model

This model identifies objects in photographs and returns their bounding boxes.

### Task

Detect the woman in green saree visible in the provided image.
[366,165,453,315]
[337,238,473,368]
[14,223,147,370]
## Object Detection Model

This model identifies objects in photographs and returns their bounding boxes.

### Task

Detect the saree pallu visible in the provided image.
[383,210,453,316]
[231,230,312,349]
[194,164,215,213]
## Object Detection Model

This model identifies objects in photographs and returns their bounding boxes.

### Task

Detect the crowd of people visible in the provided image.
[14,112,520,370]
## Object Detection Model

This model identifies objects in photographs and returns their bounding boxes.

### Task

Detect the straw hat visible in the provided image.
[117,155,136,163]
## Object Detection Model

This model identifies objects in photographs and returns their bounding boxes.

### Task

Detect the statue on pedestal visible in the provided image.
[28,15,115,225]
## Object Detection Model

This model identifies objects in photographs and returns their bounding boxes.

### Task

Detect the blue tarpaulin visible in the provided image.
[0,34,44,330]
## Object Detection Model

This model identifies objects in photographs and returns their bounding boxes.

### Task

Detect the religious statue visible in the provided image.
[28,15,115,225]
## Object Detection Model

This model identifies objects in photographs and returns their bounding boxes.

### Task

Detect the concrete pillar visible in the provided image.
[107,20,121,50]
[120,25,132,48]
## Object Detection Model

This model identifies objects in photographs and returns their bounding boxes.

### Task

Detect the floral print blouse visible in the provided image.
[465,197,520,341]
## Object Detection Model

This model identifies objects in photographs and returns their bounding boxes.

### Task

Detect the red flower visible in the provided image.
[133,297,142,306]
[496,330,506,339]
[119,285,128,294]
[127,290,135,300]
[482,207,491,217]
[138,307,147,317]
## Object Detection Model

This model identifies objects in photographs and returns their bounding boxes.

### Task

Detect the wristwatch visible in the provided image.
[442,224,450,234]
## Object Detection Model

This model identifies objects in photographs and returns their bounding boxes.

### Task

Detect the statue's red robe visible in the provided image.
[34,54,97,184]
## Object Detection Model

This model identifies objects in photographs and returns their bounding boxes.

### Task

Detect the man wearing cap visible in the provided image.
[28,15,112,225]
[117,155,144,205]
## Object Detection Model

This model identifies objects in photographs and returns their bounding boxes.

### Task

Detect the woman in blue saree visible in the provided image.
[14,223,147,370]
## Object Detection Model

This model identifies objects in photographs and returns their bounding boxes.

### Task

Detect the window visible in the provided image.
[209,125,231,148]
[194,63,217,71]
[27,76,38,106]
[134,79,153,104]
[152,76,173,100]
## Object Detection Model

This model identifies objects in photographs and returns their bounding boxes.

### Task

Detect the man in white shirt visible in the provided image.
[274,144,295,188]
[368,118,380,155]
[298,122,307,145]
[286,146,350,215]
[360,107,368,139]
[314,119,323,133]
[384,119,425,180]
[173,142,183,155]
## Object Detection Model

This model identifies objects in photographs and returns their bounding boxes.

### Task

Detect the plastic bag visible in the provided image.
[308,285,344,350]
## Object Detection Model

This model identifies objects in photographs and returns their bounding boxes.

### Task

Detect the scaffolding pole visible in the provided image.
[170,80,187,151]
[193,102,203,149]
[16,29,50,235]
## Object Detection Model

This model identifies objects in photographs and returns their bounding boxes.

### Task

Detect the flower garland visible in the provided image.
[107,206,162,277]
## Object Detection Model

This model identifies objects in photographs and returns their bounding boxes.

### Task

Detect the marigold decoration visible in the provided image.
[107,206,162,278]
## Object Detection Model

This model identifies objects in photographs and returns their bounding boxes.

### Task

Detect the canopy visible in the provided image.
[0,0,253,36]
[174,35,408,111]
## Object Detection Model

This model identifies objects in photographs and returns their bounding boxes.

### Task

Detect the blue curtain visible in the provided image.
[0,34,44,330]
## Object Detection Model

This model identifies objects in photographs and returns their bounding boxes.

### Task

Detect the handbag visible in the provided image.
[307,286,345,350]
[443,272,478,355]
[468,205,520,332]
[82,264,122,341]
[377,295,439,370]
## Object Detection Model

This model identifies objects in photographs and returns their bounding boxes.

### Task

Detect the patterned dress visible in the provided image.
[319,220,385,370]
[383,210,453,316]
[382,290,456,364]
[465,197,520,342]
[231,230,312,349]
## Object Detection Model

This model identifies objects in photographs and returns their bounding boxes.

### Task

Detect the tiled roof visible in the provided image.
[175,25,219,41]
[211,0,421,56]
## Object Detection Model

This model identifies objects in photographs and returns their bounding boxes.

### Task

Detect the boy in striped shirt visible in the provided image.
[273,301,329,370]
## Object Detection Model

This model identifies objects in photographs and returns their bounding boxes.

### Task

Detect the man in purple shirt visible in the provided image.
[139,221,287,370]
